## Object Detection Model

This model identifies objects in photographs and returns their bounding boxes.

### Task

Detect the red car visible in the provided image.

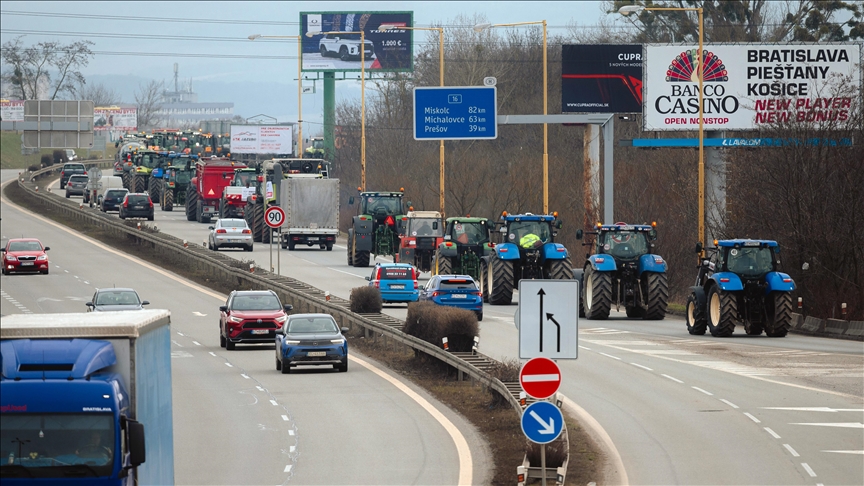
[219,290,293,350]
[2,238,50,275]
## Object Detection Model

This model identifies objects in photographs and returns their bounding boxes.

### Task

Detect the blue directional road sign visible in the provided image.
[413,86,497,140]
[521,401,564,444]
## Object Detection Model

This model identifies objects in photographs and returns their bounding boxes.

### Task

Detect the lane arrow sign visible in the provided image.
[521,401,564,444]
[529,409,556,434]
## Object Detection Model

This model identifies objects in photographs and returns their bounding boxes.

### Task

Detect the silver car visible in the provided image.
[86,288,149,312]
[208,218,253,251]
[65,174,89,198]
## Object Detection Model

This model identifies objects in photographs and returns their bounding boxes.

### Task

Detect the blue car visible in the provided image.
[276,313,349,373]
[420,275,483,321]
[366,262,420,304]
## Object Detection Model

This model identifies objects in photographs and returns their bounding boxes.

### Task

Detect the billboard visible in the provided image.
[300,11,413,72]
[561,45,642,113]
[94,106,137,132]
[1,99,25,121]
[644,44,861,131]
[230,125,294,154]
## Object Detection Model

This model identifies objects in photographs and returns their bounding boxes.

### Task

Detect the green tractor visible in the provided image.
[305,136,325,158]
[346,189,408,267]
[157,154,197,211]
[123,149,165,194]
[434,217,496,280]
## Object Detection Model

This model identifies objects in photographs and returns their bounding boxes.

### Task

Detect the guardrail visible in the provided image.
[14,173,570,483]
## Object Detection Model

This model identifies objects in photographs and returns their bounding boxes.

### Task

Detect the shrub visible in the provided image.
[40,154,53,167]
[53,149,68,166]
[404,301,478,351]
[350,286,382,313]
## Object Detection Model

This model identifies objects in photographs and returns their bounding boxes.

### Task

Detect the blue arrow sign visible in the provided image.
[413,86,497,140]
[521,401,564,444]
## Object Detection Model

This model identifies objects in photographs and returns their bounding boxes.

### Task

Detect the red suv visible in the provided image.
[2,238,50,275]
[219,290,293,350]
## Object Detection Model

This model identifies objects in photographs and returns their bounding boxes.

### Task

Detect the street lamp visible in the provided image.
[306,29,367,190]
[475,20,549,214]
[248,34,304,158]
[619,4,705,253]
[380,24,446,217]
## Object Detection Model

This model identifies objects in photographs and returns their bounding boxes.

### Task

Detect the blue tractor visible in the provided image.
[685,239,795,337]
[574,223,668,320]
[480,212,571,305]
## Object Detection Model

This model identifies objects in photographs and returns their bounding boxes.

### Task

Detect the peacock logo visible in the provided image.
[666,49,728,83]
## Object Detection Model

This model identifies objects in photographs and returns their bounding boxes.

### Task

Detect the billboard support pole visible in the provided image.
[583,124,600,229]
[603,118,614,224]
[324,72,335,162]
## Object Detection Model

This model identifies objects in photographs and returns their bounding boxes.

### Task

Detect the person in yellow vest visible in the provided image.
[519,233,543,249]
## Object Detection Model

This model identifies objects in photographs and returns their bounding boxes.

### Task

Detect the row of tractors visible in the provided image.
[348,187,794,338]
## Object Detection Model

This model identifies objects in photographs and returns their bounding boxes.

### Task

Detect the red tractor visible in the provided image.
[185,157,247,223]
[396,210,444,273]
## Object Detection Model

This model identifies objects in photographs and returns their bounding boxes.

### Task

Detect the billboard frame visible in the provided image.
[561,44,643,114]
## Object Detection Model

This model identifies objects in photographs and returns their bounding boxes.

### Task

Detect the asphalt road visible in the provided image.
[1,170,488,486]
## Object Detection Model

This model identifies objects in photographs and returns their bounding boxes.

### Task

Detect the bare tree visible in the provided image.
[78,82,121,107]
[0,36,94,100]
[134,80,164,130]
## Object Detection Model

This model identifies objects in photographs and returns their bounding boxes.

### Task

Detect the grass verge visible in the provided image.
[1,132,117,170]
[4,180,603,485]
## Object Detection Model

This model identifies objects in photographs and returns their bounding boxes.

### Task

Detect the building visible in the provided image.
[155,64,233,127]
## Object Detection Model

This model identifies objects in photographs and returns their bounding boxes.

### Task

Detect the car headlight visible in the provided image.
[331,338,345,345]
[228,315,243,323]
[5,255,17,261]
[284,340,300,345]
[37,255,48,261]
[275,314,288,324]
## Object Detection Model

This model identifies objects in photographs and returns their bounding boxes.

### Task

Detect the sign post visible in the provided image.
[265,206,285,274]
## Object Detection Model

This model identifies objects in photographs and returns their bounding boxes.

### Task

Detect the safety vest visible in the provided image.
[520,233,541,249]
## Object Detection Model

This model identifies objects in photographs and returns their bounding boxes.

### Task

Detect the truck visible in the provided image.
[346,189,409,268]
[278,174,340,251]
[574,222,669,320]
[685,239,795,337]
[185,157,247,224]
[434,217,496,280]
[396,211,444,273]
[0,309,174,485]
[482,212,571,305]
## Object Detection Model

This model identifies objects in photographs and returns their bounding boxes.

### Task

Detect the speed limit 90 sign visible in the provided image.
[264,206,285,228]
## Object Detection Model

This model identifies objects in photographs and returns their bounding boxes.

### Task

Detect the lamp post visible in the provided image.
[619,4,705,253]
[475,20,548,214]
[306,30,367,189]
[380,24,446,217]
[247,34,304,158]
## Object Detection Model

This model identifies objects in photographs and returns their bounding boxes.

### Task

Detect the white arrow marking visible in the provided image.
[193,311,207,317]
[791,422,863,428]
[523,373,559,382]
[762,407,864,412]
[529,410,556,435]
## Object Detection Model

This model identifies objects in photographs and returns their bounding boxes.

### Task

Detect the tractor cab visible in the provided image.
[272,158,330,177]
[397,211,444,273]
[579,222,657,262]
[346,189,410,266]
[435,217,495,279]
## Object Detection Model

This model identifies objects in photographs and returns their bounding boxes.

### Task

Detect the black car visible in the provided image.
[65,174,89,198]
[86,288,150,312]
[119,193,154,220]
[101,188,129,213]
[60,163,86,189]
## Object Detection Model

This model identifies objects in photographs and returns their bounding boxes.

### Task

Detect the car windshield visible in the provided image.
[599,231,649,259]
[378,266,411,280]
[726,247,775,276]
[64,165,84,172]
[126,195,149,204]
[508,221,552,248]
[171,169,192,184]
[232,171,257,187]
[69,175,88,182]
[287,317,338,334]
[362,196,402,216]
[231,294,282,311]
[450,221,487,245]
[95,290,140,306]
[408,218,441,237]
[219,220,247,228]
[439,279,477,290]
[106,190,127,198]
[8,241,43,251]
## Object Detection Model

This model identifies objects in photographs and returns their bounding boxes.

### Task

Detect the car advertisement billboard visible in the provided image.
[300,11,413,72]
[230,125,294,154]
[561,44,643,113]
[1,99,25,121]
[644,44,861,131]
[94,107,137,132]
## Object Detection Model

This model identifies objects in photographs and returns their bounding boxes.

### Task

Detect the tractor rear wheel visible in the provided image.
[245,202,263,242]
[765,292,792,337]
[347,230,354,265]
[478,261,489,303]
[707,286,738,337]
[195,199,203,223]
[583,266,612,320]
[163,188,174,211]
[185,186,198,221]
[488,258,514,305]
[437,253,453,276]
[642,272,669,320]
[573,268,585,317]
[149,176,161,202]
[132,175,145,194]
[122,171,132,190]
[685,292,707,335]
[547,256,572,280]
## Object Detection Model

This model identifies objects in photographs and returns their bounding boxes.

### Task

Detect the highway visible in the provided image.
[5,170,863,485]
[0,170,487,485]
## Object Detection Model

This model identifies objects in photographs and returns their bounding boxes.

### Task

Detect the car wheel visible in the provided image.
[320,45,328,57]
[476,311,483,321]
[147,214,154,221]
[275,356,282,371]
[339,47,350,62]
[225,338,235,350]
[41,268,49,275]
[338,359,348,372]
[245,245,253,252]
[219,331,226,348]
[281,358,290,374]
[66,192,70,198]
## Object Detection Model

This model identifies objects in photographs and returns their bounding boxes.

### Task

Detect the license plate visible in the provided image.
[251,329,269,335]
[390,284,405,289]
[229,239,238,243]
[307,351,326,357]
[452,294,467,299]
[134,205,144,209]
[308,238,318,241]
[21,262,34,266]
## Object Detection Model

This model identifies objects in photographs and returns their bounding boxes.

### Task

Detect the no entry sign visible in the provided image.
[520,357,561,400]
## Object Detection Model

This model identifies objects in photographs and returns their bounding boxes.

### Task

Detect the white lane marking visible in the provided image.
[281,415,289,421]
[762,407,864,412]
[64,270,69,273]
[630,363,653,371]
[744,413,761,423]
[192,341,201,346]
[801,463,817,477]
[241,374,250,379]
[289,446,295,453]
[326,267,367,279]
[256,386,265,391]
[821,450,864,454]
[764,427,781,439]
[209,352,216,356]
[692,386,713,396]
[559,395,628,486]
[83,281,89,285]
[522,374,560,382]
[351,354,474,486]
[288,430,295,436]
[719,399,739,409]
[599,352,621,360]
[177,332,185,336]
[791,422,863,428]
[284,465,292,473]
[171,340,183,347]
[224,363,233,368]
[171,351,193,358]
[662,374,683,383]
[578,345,592,350]
[269,399,278,406]
[783,444,800,457]
[193,311,207,316]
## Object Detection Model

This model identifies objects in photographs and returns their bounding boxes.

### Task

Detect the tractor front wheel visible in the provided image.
[707,286,738,337]
[185,186,198,221]
[685,292,707,335]
[547,256,573,280]
[583,266,612,320]
[162,188,174,211]
[765,291,792,337]
[347,230,355,265]
[641,272,669,320]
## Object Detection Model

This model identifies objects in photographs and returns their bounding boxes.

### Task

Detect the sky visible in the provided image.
[0,1,616,128]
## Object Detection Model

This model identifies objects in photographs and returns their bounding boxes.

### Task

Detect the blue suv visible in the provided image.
[366,263,419,304]
[420,275,483,321]
[276,313,349,373]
